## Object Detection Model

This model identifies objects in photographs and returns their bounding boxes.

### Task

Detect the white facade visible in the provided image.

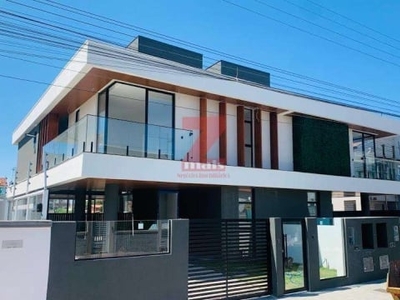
[8,38,400,219]
[13,41,400,145]
[11,153,400,197]
[261,111,271,169]
[277,115,293,171]
[226,103,238,166]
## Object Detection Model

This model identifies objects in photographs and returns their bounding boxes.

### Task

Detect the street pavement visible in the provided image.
[257,280,393,300]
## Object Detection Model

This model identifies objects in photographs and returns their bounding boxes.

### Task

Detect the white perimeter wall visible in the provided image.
[0,222,51,300]
[317,219,346,276]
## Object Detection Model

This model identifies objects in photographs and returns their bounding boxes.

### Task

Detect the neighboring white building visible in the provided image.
[332,191,399,212]
[0,177,8,220]
[8,36,400,221]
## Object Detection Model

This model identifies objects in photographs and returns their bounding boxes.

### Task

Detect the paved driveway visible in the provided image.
[257,280,392,300]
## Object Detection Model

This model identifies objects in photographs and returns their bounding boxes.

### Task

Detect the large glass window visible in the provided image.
[48,195,75,214]
[98,82,175,159]
[106,83,146,156]
[147,91,174,159]
[14,198,27,220]
[85,195,104,214]
[121,191,133,213]
[353,131,376,178]
[108,83,146,123]
[27,194,43,220]
[97,91,107,153]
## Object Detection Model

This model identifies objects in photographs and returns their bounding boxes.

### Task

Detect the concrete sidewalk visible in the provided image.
[258,280,392,299]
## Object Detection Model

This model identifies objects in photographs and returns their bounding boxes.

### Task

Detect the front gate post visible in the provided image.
[305,217,321,292]
[269,218,285,297]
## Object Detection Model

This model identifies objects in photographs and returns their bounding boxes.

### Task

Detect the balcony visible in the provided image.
[43,115,194,169]
[353,156,400,181]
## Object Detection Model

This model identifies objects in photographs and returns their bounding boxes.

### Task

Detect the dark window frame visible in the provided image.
[97,81,176,159]
[353,131,376,178]
[244,108,253,167]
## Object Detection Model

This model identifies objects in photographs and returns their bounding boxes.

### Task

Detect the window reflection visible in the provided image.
[238,188,252,219]
[98,83,175,159]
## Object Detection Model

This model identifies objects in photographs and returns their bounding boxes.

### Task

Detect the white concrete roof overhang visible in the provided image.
[12,40,400,144]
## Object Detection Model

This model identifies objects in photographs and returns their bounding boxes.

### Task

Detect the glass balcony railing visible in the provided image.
[353,157,400,181]
[75,220,170,260]
[43,115,194,169]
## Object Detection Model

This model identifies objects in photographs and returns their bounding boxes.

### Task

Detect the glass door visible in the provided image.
[352,131,365,177]
[364,133,376,178]
[283,220,307,292]
[352,131,376,178]
[146,91,174,159]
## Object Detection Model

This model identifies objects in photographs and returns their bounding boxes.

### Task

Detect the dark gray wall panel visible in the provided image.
[131,36,203,68]
[319,191,333,217]
[179,187,221,219]
[47,220,188,300]
[220,60,270,87]
[254,189,333,218]
[221,186,239,219]
[254,188,309,218]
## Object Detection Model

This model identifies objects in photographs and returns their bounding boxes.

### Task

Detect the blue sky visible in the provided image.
[1,0,400,179]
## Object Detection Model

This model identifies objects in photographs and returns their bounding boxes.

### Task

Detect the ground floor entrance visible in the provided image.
[188,219,272,300]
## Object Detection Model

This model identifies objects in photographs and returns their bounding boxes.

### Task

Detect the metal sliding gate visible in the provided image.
[188,219,271,300]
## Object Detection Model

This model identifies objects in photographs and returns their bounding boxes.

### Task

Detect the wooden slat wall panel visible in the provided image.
[37,113,59,172]
[200,97,208,163]
[219,102,227,165]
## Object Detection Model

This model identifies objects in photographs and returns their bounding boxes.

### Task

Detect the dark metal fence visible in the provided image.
[47,213,75,221]
[47,213,104,221]
[188,219,271,300]
[333,210,400,217]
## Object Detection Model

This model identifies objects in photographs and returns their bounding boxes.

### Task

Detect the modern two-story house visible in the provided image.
[6,35,400,300]
[8,35,400,222]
